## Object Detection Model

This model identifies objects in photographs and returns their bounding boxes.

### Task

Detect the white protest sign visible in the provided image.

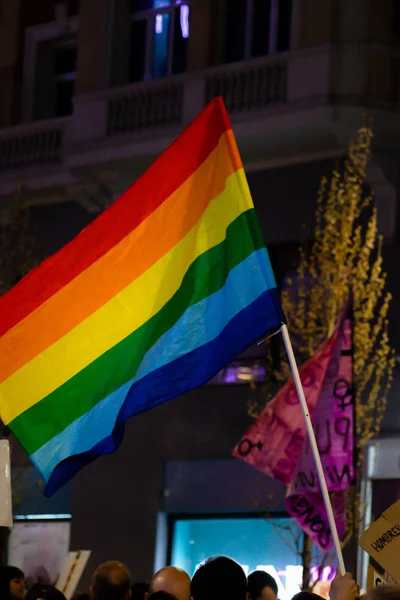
[0,440,12,527]
[56,550,91,600]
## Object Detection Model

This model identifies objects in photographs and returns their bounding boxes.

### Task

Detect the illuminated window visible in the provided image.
[170,516,336,600]
[130,0,190,82]
[207,361,267,385]
[224,0,293,63]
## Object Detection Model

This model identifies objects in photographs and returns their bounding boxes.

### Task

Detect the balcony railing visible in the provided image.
[107,80,184,136]
[0,119,66,173]
[205,59,287,114]
[104,56,287,138]
[0,48,331,177]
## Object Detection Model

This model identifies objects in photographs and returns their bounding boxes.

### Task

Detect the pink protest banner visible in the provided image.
[286,317,354,550]
[232,331,339,484]
[233,314,354,552]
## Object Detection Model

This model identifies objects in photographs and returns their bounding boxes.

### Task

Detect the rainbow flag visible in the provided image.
[0,98,285,496]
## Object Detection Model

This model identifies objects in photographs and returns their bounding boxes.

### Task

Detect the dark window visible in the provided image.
[33,38,77,120]
[277,0,292,52]
[223,0,292,64]
[394,0,400,38]
[225,0,247,63]
[54,43,77,117]
[252,0,271,57]
[130,19,148,81]
[55,46,77,76]
[56,79,75,117]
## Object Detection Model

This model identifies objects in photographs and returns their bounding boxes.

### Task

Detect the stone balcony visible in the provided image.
[0,118,65,173]
[0,44,398,202]
[68,48,290,177]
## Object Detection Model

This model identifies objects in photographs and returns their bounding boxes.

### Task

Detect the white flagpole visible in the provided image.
[281,323,346,576]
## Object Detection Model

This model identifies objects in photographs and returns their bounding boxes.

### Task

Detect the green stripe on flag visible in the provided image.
[10,209,265,454]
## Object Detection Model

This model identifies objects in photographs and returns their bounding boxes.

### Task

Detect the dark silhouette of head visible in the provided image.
[292,593,324,600]
[25,584,67,600]
[0,566,25,600]
[248,571,279,600]
[131,583,150,600]
[91,561,132,600]
[151,568,190,600]
[191,557,247,600]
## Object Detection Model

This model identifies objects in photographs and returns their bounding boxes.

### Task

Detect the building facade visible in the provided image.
[1,0,400,591]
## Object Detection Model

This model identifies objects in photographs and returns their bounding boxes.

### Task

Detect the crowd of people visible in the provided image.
[0,557,397,600]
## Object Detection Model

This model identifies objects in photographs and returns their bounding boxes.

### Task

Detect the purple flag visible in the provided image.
[286,317,354,550]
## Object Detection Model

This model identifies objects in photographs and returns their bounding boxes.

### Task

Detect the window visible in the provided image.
[32,36,77,120]
[54,42,77,117]
[129,0,190,82]
[224,0,293,63]
[394,0,400,39]
[23,17,78,122]
[170,516,336,600]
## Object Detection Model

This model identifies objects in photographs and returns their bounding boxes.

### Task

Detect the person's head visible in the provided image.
[0,566,25,600]
[25,583,67,600]
[248,571,278,600]
[91,561,132,600]
[131,583,150,600]
[292,593,321,600]
[191,556,247,600]
[150,567,190,600]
